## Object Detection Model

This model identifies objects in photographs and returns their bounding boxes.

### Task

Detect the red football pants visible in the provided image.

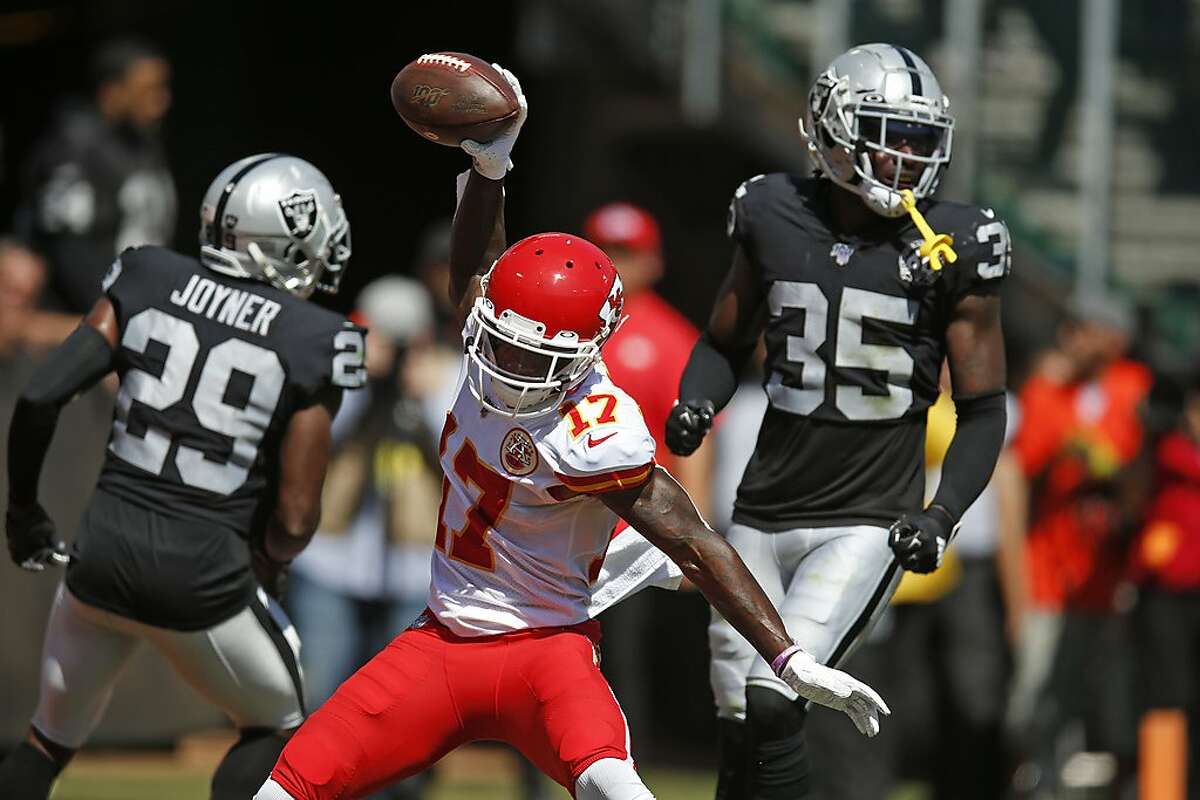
[270,615,630,799]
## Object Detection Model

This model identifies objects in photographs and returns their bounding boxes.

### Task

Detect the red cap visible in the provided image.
[583,202,661,253]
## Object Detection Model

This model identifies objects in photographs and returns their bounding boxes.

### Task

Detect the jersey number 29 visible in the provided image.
[109,308,358,495]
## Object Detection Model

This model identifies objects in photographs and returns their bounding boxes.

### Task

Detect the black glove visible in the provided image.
[887,505,956,574]
[665,399,715,456]
[250,541,291,601]
[6,502,69,572]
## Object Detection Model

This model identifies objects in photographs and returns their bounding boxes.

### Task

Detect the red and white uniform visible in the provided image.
[430,363,663,636]
[266,232,677,800]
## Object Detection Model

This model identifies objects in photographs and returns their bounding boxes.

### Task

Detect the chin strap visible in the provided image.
[900,189,958,271]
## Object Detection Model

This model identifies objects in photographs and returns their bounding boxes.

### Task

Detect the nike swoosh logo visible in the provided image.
[587,432,618,447]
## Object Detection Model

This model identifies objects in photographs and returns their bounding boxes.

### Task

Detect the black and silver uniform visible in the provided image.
[66,245,366,629]
[729,174,1010,530]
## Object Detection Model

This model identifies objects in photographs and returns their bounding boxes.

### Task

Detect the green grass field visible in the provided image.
[49,746,932,799]
[52,760,931,800]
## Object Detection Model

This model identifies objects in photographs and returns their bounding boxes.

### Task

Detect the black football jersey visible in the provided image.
[65,245,365,630]
[727,174,1010,530]
[95,245,366,531]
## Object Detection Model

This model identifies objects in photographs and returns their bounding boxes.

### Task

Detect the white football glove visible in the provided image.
[460,64,527,180]
[775,647,890,736]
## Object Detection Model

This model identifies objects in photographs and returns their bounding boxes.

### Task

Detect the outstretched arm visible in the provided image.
[600,467,890,735]
[6,297,118,570]
[447,65,527,324]
[449,170,505,322]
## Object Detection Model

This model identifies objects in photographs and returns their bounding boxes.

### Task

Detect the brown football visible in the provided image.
[391,52,519,147]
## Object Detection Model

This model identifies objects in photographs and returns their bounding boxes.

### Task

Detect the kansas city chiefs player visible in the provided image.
[256,66,887,800]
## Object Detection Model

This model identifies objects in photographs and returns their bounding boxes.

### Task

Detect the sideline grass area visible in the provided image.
[52,751,929,799]
[52,765,708,800]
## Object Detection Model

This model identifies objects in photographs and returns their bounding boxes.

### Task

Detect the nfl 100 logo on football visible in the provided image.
[278,190,318,239]
[897,240,942,287]
[500,428,538,477]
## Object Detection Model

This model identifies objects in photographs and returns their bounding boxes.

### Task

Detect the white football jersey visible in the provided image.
[429,363,659,636]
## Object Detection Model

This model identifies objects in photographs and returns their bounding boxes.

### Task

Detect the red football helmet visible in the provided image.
[467,233,625,416]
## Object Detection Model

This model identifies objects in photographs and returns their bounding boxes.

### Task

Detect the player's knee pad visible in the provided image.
[745,685,806,741]
[211,727,292,800]
[574,757,656,800]
[253,778,296,800]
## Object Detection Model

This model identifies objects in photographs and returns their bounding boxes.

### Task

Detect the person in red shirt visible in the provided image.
[581,201,713,754]
[1131,375,1200,797]
[583,202,713,514]
[1008,295,1150,798]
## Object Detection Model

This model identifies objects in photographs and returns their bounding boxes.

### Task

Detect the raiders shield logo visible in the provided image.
[278,190,319,240]
[500,428,538,477]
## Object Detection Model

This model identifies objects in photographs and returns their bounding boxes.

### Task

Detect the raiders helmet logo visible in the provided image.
[278,190,319,240]
[500,428,538,477]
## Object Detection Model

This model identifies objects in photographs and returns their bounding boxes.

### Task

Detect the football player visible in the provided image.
[0,155,366,800]
[665,44,1011,799]
[255,67,887,800]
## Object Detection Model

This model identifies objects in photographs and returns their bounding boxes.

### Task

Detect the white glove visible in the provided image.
[460,64,527,180]
[775,646,890,736]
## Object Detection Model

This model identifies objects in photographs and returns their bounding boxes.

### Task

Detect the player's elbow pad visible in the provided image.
[931,390,1007,521]
[678,332,742,413]
[21,325,114,409]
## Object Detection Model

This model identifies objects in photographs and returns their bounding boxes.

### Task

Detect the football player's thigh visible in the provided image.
[708,524,790,719]
[747,525,899,694]
[272,626,461,800]
[33,584,143,749]
[146,590,304,731]
[505,631,631,790]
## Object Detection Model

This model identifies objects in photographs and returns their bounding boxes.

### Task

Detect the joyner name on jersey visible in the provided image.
[169,274,282,336]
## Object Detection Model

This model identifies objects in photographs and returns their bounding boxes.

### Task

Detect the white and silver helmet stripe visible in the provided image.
[207,153,282,251]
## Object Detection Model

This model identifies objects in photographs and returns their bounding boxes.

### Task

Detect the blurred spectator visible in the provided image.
[11,37,175,313]
[1007,293,1150,798]
[581,201,708,754]
[286,276,442,800]
[709,340,767,535]
[406,219,463,432]
[582,202,711,513]
[0,240,77,355]
[1130,373,1200,797]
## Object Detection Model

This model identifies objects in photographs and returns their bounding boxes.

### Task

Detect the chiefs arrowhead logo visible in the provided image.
[500,428,538,477]
[598,276,625,335]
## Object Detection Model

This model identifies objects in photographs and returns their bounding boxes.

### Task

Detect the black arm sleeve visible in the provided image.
[8,325,114,504]
[678,332,748,414]
[930,390,1007,521]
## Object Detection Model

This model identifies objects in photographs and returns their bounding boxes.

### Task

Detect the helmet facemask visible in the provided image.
[800,69,954,217]
[465,295,603,419]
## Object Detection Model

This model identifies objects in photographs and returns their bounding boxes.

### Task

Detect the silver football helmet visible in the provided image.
[198,154,351,297]
[799,44,954,217]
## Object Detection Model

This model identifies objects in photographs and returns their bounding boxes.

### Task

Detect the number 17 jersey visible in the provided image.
[430,364,657,637]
